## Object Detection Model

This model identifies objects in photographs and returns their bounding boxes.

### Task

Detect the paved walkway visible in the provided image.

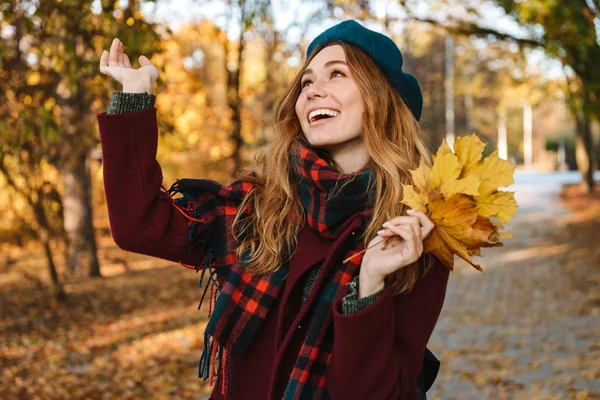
[428,172,600,399]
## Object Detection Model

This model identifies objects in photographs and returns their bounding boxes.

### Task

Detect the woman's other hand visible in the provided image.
[358,210,435,298]
[99,38,159,94]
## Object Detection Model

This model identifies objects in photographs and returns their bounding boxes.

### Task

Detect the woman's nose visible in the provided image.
[306,79,327,99]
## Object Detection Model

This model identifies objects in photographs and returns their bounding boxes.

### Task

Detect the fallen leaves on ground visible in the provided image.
[427,185,600,399]
[0,242,213,400]
[560,182,600,223]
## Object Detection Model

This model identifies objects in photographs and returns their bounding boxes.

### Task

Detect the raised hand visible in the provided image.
[99,38,159,94]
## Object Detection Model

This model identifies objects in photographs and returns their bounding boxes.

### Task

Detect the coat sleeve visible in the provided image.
[327,256,450,400]
[97,107,232,268]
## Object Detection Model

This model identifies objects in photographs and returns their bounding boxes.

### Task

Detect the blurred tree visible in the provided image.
[150,16,301,181]
[222,0,271,175]
[0,2,66,299]
[251,3,330,147]
[180,0,309,177]
[151,20,233,183]
[492,0,599,191]
[35,0,161,277]
[377,20,546,159]
[402,0,599,191]
[0,0,162,281]
[254,1,563,167]
[315,1,537,154]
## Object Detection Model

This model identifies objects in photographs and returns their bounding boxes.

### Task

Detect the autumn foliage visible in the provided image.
[402,134,518,271]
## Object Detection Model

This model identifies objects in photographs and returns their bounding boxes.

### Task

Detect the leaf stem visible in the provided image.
[343,237,397,264]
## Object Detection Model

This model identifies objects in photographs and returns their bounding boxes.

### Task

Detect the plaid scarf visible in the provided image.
[166,137,375,399]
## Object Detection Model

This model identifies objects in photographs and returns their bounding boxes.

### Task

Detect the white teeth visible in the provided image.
[308,109,339,123]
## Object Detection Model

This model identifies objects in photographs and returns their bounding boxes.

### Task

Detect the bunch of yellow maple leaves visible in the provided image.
[401,133,518,271]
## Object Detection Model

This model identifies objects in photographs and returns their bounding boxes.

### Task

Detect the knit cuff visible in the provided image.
[301,266,321,306]
[341,276,385,314]
[107,91,156,114]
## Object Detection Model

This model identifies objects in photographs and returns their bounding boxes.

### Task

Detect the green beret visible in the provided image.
[307,20,423,121]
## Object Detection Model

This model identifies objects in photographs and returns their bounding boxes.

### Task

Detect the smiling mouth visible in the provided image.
[309,114,339,127]
[307,109,340,126]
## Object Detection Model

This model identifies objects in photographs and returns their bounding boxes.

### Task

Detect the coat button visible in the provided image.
[297,324,302,329]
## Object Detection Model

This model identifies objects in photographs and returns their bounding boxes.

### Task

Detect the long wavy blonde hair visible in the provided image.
[233,41,432,295]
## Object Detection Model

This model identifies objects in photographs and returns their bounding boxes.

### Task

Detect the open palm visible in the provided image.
[99,38,158,93]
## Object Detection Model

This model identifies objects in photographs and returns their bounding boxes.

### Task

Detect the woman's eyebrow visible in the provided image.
[301,60,348,77]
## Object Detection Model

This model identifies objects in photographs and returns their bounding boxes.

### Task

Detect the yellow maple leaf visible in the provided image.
[440,174,481,199]
[469,248,481,257]
[432,139,453,162]
[464,216,503,249]
[491,220,516,240]
[469,151,515,194]
[475,191,518,223]
[431,153,461,188]
[468,216,496,243]
[424,194,479,270]
[401,184,428,212]
[454,134,486,176]
[396,133,518,272]
[425,229,456,270]
[405,158,444,203]
[498,230,515,240]
[431,140,483,198]
[410,159,432,191]
[427,225,484,271]
[428,194,478,241]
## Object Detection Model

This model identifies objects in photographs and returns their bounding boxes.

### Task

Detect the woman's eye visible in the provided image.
[301,70,344,89]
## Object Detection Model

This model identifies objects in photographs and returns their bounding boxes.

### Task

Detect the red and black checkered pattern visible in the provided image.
[167,137,374,399]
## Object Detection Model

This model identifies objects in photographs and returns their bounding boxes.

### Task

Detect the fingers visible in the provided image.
[99,50,109,73]
[383,211,434,239]
[102,38,126,75]
[109,38,126,67]
[384,224,422,261]
[108,38,120,66]
[381,216,422,242]
[374,210,435,261]
[407,210,435,238]
[138,55,151,67]
[116,41,125,66]
[123,53,132,68]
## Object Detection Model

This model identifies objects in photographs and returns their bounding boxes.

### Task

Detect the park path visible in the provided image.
[427,171,600,400]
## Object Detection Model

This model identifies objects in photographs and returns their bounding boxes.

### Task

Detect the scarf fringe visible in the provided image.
[196,250,232,396]
[164,180,235,397]
[200,332,232,397]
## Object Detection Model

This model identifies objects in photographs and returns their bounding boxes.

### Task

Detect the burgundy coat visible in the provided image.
[97,107,450,400]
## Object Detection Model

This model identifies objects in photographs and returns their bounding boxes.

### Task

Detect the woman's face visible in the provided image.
[295,45,365,152]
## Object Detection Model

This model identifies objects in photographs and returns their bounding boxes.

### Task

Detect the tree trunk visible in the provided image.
[0,158,67,300]
[224,8,245,177]
[464,63,473,135]
[59,87,102,278]
[39,221,67,301]
[575,111,595,193]
[444,35,455,148]
[261,28,278,143]
[63,150,101,277]
[31,189,67,301]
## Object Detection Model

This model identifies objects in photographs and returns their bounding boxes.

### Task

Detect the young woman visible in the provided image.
[98,20,449,400]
